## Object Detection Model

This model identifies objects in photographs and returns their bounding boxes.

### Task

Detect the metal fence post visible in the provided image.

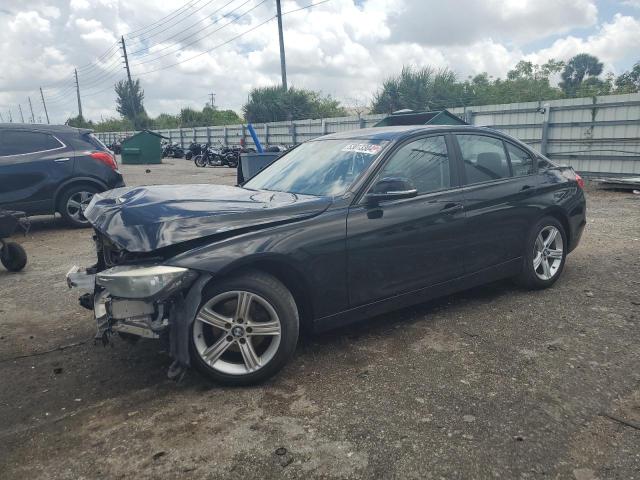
[223,127,228,146]
[321,119,327,135]
[359,117,365,129]
[206,127,211,144]
[290,123,297,145]
[540,105,551,156]
[465,108,474,125]
[179,128,184,148]
[264,124,269,146]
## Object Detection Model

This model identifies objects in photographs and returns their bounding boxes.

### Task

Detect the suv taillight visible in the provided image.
[575,173,585,189]
[89,151,117,170]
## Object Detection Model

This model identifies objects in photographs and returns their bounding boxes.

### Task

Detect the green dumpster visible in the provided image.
[120,130,166,165]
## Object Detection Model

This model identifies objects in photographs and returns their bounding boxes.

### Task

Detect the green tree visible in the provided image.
[92,117,135,132]
[115,79,150,129]
[371,66,463,114]
[243,86,345,123]
[560,53,604,96]
[65,115,94,128]
[614,62,640,93]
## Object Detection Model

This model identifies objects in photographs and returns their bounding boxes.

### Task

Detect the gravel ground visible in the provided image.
[0,160,639,480]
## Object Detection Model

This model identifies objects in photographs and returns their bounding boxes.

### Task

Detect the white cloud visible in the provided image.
[388,0,598,45]
[524,14,640,74]
[0,0,638,124]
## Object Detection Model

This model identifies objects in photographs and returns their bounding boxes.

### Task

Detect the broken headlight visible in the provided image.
[96,265,195,299]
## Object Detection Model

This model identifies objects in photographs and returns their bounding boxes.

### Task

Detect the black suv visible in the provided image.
[0,124,124,227]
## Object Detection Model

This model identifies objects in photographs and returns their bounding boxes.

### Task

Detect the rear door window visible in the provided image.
[0,130,64,156]
[505,142,535,176]
[456,134,510,184]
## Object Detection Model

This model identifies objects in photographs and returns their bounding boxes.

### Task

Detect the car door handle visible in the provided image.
[54,157,70,163]
[441,202,464,214]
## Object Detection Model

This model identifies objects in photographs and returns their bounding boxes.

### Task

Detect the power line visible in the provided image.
[128,0,236,53]
[134,0,331,76]
[128,0,240,56]
[125,0,208,40]
[131,0,264,67]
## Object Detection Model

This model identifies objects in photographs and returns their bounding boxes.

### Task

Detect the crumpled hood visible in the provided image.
[84,184,332,252]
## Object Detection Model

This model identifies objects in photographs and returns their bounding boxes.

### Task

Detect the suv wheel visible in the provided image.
[59,185,99,228]
[515,216,567,289]
[190,271,299,386]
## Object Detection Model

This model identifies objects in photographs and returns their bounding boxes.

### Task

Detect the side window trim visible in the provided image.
[0,130,66,158]
[504,140,537,176]
[454,133,513,186]
[362,133,457,201]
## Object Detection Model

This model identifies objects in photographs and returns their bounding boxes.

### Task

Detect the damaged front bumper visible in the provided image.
[66,265,171,341]
[65,265,211,368]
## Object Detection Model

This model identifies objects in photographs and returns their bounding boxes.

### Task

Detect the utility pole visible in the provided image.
[74,68,83,119]
[18,104,25,123]
[28,97,35,123]
[121,36,137,118]
[40,87,50,124]
[209,93,216,108]
[275,0,287,91]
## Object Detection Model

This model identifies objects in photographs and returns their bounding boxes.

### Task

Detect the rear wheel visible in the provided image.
[194,155,206,167]
[515,216,567,289]
[189,271,299,386]
[58,185,99,228]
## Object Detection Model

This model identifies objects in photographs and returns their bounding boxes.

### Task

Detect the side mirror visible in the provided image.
[365,177,418,205]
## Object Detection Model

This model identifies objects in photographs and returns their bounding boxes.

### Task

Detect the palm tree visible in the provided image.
[560,53,604,96]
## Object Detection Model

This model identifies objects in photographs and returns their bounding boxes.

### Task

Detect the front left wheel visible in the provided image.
[190,271,299,386]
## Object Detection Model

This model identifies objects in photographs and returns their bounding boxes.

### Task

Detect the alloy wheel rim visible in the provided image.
[66,191,94,223]
[533,225,563,280]
[193,290,282,375]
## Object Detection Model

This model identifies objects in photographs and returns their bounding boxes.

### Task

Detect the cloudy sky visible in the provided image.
[1,0,639,123]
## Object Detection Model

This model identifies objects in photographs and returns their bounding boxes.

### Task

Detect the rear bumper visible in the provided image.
[567,195,587,253]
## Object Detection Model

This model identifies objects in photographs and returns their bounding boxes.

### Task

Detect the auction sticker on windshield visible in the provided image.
[342,143,384,155]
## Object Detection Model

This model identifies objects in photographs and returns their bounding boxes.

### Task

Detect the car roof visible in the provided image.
[0,123,91,135]
[316,125,502,141]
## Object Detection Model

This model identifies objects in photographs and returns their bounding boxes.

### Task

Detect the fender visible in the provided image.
[53,176,109,204]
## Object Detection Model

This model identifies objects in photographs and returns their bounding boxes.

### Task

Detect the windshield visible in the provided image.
[244,139,389,196]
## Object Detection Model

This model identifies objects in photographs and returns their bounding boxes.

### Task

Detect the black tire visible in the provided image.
[189,270,299,386]
[185,151,193,160]
[1,242,27,272]
[227,158,238,168]
[58,184,99,228]
[515,216,567,290]
[194,155,206,167]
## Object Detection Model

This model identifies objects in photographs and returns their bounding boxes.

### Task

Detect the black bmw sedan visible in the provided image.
[67,125,586,385]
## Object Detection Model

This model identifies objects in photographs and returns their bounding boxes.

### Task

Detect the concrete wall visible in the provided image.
[97,93,640,175]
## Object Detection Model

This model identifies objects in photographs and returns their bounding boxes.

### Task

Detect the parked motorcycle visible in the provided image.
[109,139,122,155]
[185,142,205,161]
[162,142,185,159]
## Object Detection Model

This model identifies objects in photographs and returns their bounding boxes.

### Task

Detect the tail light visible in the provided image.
[89,151,118,170]
[575,173,585,189]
